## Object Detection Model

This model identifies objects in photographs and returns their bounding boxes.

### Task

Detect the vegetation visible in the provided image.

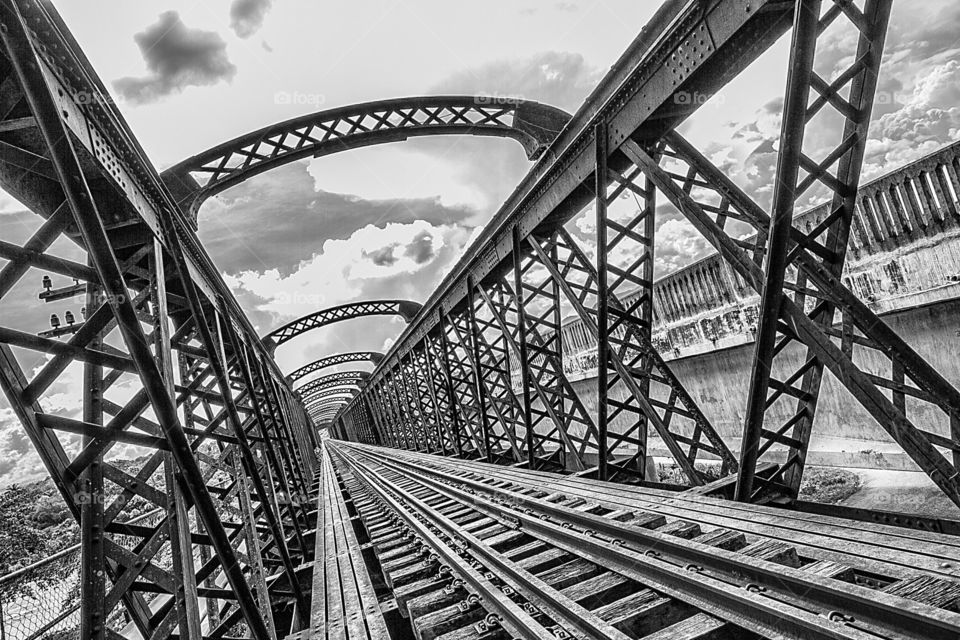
[656,461,862,505]
[0,455,157,577]
[0,479,76,576]
[798,467,862,504]
[657,461,723,485]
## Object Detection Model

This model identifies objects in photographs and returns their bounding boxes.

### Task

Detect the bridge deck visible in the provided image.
[298,444,390,640]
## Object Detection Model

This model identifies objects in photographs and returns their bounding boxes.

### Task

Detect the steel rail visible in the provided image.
[372,441,960,580]
[334,445,645,640]
[335,441,960,640]
[330,448,563,640]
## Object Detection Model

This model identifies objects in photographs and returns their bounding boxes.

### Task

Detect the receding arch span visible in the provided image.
[310,398,347,411]
[287,351,384,383]
[304,388,358,410]
[309,400,349,417]
[310,404,347,423]
[301,382,363,406]
[304,385,359,403]
[295,370,370,399]
[309,402,350,422]
[307,399,354,418]
[264,300,422,352]
[161,96,572,222]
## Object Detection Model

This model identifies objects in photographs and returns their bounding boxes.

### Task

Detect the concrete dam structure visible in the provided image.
[554,140,960,470]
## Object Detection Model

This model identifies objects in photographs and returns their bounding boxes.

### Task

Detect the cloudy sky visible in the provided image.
[1,0,958,485]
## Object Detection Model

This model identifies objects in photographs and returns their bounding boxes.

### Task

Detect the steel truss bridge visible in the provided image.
[0,1,959,639]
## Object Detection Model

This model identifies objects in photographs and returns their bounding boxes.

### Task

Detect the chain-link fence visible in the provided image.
[0,545,80,640]
[0,508,167,640]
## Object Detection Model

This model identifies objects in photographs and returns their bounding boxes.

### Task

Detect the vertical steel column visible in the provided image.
[388,371,414,449]
[79,265,105,640]
[737,0,820,501]
[413,343,447,454]
[178,351,222,632]
[385,374,411,450]
[225,323,308,562]
[233,453,278,640]
[511,228,536,468]
[151,242,203,639]
[594,123,611,480]
[399,357,431,452]
[205,304,309,624]
[779,0,894,496]
[466,281,494,463]
[435,327,472,457]
[369,387,395,447]
[546,240,569,464]
[257,364,306,485]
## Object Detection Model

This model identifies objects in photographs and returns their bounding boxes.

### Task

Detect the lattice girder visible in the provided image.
[287,351,383,382]
[263,299,422,352]
[161,97,572,220]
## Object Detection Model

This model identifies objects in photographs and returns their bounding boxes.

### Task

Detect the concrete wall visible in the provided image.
[568,295,960,463]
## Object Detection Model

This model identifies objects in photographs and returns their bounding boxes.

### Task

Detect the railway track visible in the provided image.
[322,440,960,640]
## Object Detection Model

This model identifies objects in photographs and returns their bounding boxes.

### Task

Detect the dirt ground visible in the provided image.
[838,468,960,519]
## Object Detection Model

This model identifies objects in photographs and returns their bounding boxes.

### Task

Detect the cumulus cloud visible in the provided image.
[198,162,474,276]
[230,0,273,38]
[404,231,436,264]
[654,219,715,276]
[431,50,599,119]
[0,406,42,486]
[414,52,604,216]
[862,60,960,179]
[113,11,236,104]
[224,220,471,371]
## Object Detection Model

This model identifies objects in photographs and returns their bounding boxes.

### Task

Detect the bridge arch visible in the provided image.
[161,96,571,222]
[307,400,354,418]
[264,299,422,353]
[304,386,359,403]
[287,351,384,383]
[301,380,364,404]
[310,397,348,411]
[310,403,348,422]
[303,390,360,410]
[295,370,370,399]
[309,399,349,415]
[305,389,358,412]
